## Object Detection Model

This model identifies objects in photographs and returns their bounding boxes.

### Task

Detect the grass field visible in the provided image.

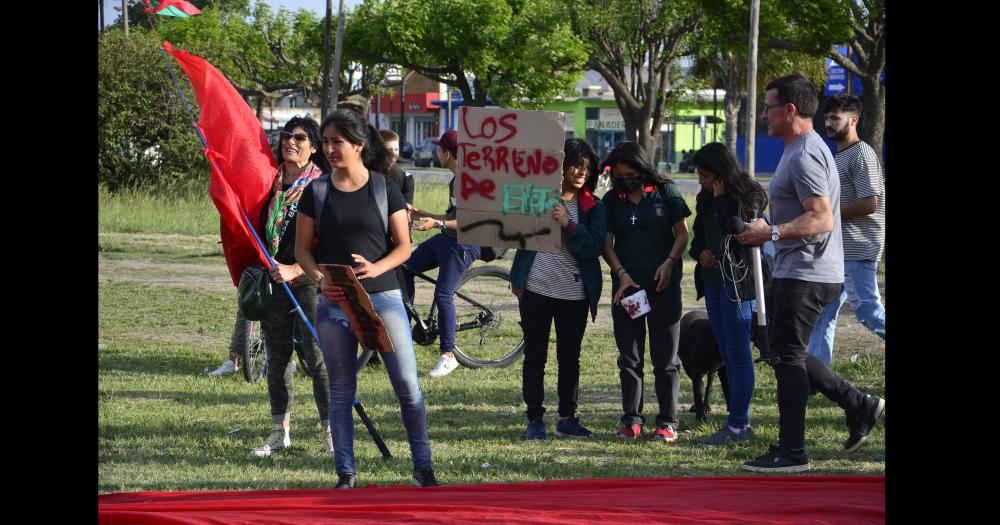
[98,182,885,494]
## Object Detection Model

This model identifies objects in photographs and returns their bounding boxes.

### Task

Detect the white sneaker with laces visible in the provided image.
[208,359,238,378]
[253,429,290,457]
[428,354,459,378]
[323,429,334,454]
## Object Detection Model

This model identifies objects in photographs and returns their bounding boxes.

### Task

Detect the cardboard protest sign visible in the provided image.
[456,107,567,254]
[318,264,395,354]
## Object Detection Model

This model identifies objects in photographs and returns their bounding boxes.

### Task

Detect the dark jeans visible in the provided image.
[403,233,479,354]
[612,285,682,428]
[768,278,867,450]
[518,290,590,421]
[260,276,330,423]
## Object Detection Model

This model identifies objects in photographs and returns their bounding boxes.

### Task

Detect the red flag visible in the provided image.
[164,41,276,286]
[154,0,202,16]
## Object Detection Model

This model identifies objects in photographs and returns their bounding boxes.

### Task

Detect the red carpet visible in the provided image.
[98,476,884,524]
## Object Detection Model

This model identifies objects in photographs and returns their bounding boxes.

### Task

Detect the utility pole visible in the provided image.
[331,0,346,109]
[745,0,760,178]
[122,0,128,36]
[399,71,406,144]
[321,0,332,118]
[100,0,105,35]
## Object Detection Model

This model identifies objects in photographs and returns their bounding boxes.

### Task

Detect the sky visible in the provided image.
[99,1,363,30]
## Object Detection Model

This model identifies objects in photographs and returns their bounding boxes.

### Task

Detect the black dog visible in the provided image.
[679,309,731,423]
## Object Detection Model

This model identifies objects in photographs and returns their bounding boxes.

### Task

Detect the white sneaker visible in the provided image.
[428,354,459,378]
[252,429,290,457]
[208,359,238,378]
[323,429,334,453]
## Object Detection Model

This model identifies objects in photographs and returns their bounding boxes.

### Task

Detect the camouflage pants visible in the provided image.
[261,276,330,423]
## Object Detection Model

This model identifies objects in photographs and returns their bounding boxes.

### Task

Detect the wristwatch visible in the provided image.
[437,219,447,231]
[770,224,780,242]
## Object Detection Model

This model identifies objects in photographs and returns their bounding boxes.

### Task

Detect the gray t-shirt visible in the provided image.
[768,131,844,283]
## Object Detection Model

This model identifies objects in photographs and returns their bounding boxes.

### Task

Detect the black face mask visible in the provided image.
[614,176,643,193]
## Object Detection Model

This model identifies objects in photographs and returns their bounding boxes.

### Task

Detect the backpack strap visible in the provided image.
[311,174,331,238]
[368,170,389,237]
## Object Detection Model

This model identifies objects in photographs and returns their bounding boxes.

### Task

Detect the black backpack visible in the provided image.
[237,265,273,321]
[311,171,411,301]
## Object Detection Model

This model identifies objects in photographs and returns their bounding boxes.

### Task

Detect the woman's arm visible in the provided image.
[294,213,322,282]
[603,232,639,304]
[563,203,607,260]
[653,218,690,292]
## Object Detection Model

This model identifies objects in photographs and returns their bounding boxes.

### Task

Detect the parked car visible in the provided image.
[413,137,440,167]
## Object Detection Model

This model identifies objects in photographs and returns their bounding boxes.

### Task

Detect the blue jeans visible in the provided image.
[316,289,432,474]
[403,233,479,354]
[703,280,756,428]
[807,260,886,365]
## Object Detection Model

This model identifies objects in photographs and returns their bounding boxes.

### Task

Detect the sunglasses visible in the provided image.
[280,131,310,143]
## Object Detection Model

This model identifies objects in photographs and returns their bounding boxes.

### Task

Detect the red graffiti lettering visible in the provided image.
[495,146,510,172]
[481,146,494,171]
[526,150,543,175]
[461,172,496,200]
[462,109,519,144]
[496,113,518,144]
[542,155,560,175]
[466,149,481,170]
[512,149,530,178]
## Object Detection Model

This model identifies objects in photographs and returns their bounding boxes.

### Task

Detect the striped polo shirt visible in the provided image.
[525,199,586,300]
[836,141,885,261]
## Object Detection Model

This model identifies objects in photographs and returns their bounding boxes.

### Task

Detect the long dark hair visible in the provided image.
[319,109,395,176]
[600,141,673,186]
[692,142,767,219]
[274,114,331,173]
[564,138,600,192]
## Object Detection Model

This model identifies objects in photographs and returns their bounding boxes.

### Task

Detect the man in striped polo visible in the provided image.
[807,95,886,366]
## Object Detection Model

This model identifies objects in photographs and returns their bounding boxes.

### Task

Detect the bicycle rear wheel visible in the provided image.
[450,265,524,368]
[241,319,267,383]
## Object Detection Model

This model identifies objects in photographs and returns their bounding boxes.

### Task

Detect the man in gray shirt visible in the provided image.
[735,75,884,472]
[807,95,886,365]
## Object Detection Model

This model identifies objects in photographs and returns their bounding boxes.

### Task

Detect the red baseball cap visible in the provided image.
[431,129,458,156]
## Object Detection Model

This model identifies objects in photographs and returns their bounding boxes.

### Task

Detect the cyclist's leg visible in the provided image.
[403,235,442,305]
[433,237,478,355]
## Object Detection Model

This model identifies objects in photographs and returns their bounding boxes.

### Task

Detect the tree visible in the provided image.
[692,0,828,154]
[98,29,209,193]
[347,0,588,108]
[763,0,884,162]
[564,0,702,155]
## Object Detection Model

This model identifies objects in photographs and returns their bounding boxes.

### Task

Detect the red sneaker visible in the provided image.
[652,425,678,442]
[616,424,642,439]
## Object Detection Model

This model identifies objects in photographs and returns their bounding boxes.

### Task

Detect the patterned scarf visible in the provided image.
[264,161,323,256]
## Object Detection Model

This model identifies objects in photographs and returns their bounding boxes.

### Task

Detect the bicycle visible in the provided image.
[239,318,313,383]
[356,262,525,370]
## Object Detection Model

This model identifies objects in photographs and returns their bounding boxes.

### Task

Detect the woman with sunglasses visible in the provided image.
[251,115,333,458]
[689,142,768,446]
[295,109,437,489]
[601,141,691,442]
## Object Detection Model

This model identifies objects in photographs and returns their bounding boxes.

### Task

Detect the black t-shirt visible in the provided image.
[298,174,407,293]
[258,182,302,266]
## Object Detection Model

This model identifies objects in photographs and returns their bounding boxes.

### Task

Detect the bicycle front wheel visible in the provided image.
[241,319,267,383]
[451,265,524,368]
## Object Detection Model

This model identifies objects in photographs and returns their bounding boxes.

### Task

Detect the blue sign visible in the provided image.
[825,45,885,97]
[824,46,849,95]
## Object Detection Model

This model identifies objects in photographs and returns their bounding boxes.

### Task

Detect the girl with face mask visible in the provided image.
[600,141,691,443]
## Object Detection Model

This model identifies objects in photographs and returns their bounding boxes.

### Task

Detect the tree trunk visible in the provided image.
[722,77,741,155]
[860,76,884,168]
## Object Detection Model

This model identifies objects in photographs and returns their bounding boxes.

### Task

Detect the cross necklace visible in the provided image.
[629,200,639,225]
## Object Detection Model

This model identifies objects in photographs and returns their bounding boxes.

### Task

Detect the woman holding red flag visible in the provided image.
[250,115,333,459]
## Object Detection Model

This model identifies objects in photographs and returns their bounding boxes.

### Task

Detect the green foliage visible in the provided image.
[98,29,209,194]
[348,0,588,107]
